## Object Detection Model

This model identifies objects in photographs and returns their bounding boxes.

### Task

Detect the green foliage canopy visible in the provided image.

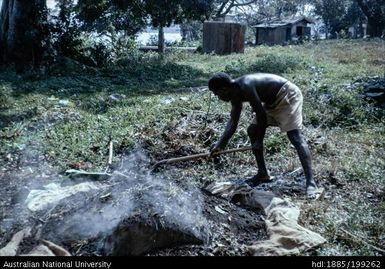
[143,0,214,28]
[76,0,146,35]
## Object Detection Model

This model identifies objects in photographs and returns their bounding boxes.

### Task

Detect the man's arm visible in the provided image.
[248,89,267,127]
[211,101,242,153]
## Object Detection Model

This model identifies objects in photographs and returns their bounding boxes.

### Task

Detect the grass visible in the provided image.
[0,38,384,255]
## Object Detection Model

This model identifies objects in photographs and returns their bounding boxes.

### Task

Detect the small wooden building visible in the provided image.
[252,17,313,45]
[203,21,246,55]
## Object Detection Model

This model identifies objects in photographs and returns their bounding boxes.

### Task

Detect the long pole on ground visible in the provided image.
[152,146,252,169]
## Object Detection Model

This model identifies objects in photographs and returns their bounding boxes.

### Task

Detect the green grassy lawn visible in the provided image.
[0,39,384,255]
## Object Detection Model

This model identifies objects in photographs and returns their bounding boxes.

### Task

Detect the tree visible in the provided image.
[73,0,148,62]
[50,0,83,59]
[355,0,385,37]
[180,21,202,42]
[0,0,49,72]
[214,0,259,18]
[214,0,312,21]
[344,1,366,38]
[76,0,147,36]
[77,0,213,53]
[266,0,311,19]
[314,0,351,39]
[143,0,214,53]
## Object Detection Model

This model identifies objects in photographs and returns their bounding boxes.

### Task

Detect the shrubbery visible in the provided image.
[305,80,385,129]
[224,53,304,77]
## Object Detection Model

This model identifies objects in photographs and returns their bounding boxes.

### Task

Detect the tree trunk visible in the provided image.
[158,26,165,53]
[325,22,329,39]
[0,0,48,72]
[180,23,187,41]
[356,0,385,37]
[0,0,11,65]
[367,17,384,37]
[357,16,364,38]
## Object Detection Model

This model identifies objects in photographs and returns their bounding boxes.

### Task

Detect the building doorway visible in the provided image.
[296,26,303,36]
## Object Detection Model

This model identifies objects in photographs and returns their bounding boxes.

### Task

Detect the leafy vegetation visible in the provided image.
[0,39,384,255]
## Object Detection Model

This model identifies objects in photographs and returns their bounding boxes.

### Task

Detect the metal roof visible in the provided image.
[252,17,314,28]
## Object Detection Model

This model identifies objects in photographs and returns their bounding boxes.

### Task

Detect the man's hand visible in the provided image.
[210,143,224,157]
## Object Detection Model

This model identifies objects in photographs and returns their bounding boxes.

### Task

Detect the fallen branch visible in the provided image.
[113,171,132,180]
[339,228,385,254]
[65,169,111,180]
[152,146,252,169]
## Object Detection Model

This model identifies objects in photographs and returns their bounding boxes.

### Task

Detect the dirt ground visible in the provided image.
[0,155,269,256]
[0,150,318,256]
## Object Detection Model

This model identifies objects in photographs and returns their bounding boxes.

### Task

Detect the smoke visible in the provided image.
[1,140,209,253]
[49,148,209,243]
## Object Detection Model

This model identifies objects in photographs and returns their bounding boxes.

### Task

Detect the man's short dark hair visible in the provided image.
[208,72,232,92]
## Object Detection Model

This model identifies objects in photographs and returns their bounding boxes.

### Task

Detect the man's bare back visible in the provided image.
[234,73,288,105]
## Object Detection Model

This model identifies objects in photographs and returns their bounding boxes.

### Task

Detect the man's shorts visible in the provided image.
[252,81,303,132]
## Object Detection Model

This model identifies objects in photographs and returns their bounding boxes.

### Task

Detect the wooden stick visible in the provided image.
[41,240,71,256]
[152,146,252,169]
[288,167,302,175]
[65,169,111,180]
[339,228,385,254]
[113,171,131,180]
[108,141,113,165]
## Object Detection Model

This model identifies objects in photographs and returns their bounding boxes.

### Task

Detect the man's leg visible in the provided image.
[287,129,320,197]
[247,124,270,180]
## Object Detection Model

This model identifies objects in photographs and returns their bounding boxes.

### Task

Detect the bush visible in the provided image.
[146,34,176,47]
[0,87,9,109]
[223,53,303,77]
[109,51,205,89]
[224,58,248,76]
[305,81,385,128]
[252,54,303,74]
[86,43,112,67]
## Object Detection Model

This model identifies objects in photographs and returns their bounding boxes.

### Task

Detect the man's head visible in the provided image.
[208,72,234,102]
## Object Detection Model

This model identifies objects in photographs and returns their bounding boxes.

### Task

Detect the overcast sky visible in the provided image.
[0,0,56,8]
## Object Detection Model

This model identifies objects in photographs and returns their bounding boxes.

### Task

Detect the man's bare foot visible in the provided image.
[306,186,325,200]
[246,173,275,186]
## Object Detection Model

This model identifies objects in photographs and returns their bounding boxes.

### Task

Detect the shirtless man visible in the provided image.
[208,72,322,199]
